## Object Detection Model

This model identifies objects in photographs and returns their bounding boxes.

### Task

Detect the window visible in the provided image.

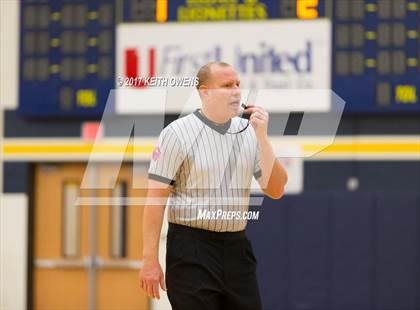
[110,182,128,258]
[62,182,81,257]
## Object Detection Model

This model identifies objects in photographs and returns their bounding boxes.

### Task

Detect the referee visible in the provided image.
[139,61,288,310]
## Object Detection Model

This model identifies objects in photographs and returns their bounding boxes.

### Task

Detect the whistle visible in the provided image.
[240,103,251,120]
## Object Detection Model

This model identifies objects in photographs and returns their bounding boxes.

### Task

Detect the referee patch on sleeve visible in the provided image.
[152,146,161,161]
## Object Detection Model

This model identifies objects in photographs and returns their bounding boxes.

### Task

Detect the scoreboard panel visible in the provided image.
[18,0,420,117]
[19,0,115,117]
[332,0,420,113]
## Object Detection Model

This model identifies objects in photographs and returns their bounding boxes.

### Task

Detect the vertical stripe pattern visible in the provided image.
[148,108,262,232]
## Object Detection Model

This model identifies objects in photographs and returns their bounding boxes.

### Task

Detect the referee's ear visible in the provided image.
[198,85,209,98]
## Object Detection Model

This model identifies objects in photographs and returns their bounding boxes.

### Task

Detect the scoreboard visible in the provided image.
[19,0,115,117]
[18,0,420,117]
[332,0,420,112]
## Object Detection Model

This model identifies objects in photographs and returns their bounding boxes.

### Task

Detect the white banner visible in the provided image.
[116,19,331,113]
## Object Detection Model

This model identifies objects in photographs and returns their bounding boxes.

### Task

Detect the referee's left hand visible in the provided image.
[246,104,269,140]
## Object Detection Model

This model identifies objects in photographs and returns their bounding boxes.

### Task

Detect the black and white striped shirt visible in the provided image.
[148,108,262,232]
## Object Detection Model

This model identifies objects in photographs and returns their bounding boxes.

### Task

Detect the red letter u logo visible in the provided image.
[125,48,156,88]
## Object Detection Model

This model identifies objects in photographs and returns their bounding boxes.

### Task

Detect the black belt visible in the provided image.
[168,222,246,242]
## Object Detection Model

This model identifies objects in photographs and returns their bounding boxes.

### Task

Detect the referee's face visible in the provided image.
[207,66,242,120]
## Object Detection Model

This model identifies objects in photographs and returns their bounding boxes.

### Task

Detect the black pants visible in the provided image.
[165,223,262,310]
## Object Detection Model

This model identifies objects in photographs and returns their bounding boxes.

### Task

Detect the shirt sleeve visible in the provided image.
[148,125,185,186]
[253,141,262,179]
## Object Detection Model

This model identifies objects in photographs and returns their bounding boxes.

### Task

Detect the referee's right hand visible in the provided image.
[139,259,167,299]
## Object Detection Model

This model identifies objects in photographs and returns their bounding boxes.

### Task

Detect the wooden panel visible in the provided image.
[96,270,149,310]
[33,269,88,310]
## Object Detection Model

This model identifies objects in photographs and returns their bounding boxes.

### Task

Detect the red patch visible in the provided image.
[152,146,161,161]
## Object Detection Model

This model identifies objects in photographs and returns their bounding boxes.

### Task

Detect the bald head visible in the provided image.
[195,61,232,89]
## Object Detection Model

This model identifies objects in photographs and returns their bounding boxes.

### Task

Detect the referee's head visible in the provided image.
[196,61,242,122]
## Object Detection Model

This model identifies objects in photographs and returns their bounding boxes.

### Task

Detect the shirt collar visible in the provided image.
[193,108,231,135]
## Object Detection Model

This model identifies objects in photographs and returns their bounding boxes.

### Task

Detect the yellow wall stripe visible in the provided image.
[2,137,420,161]
[4,145,154,154]
[304,143,420,153]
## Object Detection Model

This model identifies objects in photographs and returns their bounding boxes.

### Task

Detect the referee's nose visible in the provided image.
[232,85,241,99]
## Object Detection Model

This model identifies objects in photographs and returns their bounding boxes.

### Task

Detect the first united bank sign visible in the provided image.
[116,19,331,92]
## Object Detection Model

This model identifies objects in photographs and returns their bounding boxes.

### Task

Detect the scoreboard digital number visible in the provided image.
[18,0,420,117]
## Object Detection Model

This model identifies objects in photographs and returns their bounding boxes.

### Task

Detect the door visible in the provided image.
[33,163,149,309]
